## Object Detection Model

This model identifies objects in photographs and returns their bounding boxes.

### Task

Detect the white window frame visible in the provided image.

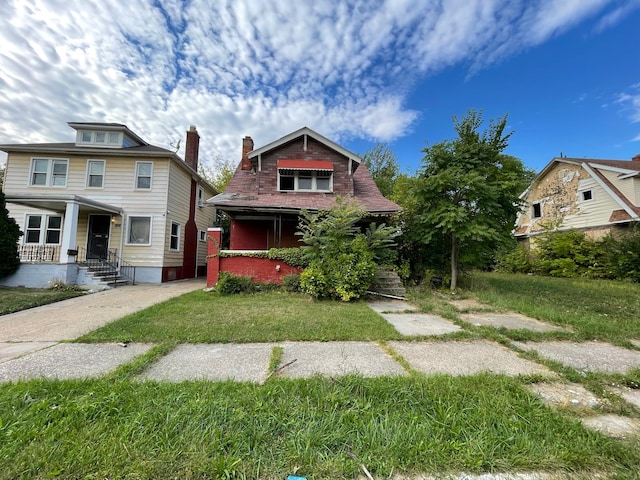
[126,215,152,246]
[277,169,333,192]
[77,130,122,147]
[580,189,594,202]
[135,161,153,190]
[29,158,69,187]
[198,187,204,206]
[24,214,63,245]
[86,159,106,189]
[199,230,207,242]
[170,221,181,251]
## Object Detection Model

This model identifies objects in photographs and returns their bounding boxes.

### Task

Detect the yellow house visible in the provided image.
[1,122,216,287]
[515,155,640,245]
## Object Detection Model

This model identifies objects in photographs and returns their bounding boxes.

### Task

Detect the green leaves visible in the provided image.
[297,198,398,301]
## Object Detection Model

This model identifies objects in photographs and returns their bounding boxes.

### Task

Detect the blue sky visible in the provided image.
[1,0,639,176]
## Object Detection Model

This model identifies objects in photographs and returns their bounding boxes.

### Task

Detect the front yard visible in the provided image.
[1,273,639,479]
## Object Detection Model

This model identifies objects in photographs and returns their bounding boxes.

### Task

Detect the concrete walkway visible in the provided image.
[2,286,640,467]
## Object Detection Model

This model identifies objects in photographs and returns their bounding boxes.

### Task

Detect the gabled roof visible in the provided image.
[248,126,362,164]
[526,155,640,222]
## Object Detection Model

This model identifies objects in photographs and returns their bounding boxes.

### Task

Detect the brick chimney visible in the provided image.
[241,136,254,170]
[185,125,200,171]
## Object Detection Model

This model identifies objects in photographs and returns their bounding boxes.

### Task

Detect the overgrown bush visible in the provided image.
[297,198,398,301]
[0,190,22,278]
[497,226,640,282]
[282,274,302,293]
[215,272,255,294]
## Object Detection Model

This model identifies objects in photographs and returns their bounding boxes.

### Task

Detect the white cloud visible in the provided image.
[0,0,637,169]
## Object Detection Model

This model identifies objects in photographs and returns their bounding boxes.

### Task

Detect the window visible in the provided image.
[135,162,153,189]
[86,160,105,188]
[30,158,68,187]
[198,188,204,205]
[127,216,152,245]
[78,130,122,146]
[532,202,542,219]
[25,215,62,244]
[277,169,333,192]
[199,230,207,242]
[170,222,180,251]
[580,190,593,202]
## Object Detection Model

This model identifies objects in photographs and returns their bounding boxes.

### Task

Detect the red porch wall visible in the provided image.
[207,227,301,287]
[230,220,269,250]
[220,257,301,284]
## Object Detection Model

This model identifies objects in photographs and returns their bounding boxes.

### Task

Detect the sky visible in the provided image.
[1,0,639,177]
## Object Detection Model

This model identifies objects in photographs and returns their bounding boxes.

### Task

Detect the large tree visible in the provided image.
[416,110,533,290]
[0,190,22,278]
[362,143,400,198]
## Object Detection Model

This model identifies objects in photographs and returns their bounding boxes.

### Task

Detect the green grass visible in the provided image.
[464,272,640,345]
[0,286,85,315]
[78,290,401,343]
[1,374,637,479]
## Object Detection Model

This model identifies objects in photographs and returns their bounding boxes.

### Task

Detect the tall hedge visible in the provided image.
[0,190,22,277]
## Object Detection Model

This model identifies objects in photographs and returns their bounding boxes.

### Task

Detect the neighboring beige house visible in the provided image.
[0,122,216,287]
[515,155,640,245]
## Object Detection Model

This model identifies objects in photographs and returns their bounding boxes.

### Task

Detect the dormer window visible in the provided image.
[77,130,122,147]
[277,160,333,192]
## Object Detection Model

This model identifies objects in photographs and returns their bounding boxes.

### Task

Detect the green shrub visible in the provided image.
[495,244,532,274]
[282,274,302,293]
[215,272,255,294]
[296,199,395,301]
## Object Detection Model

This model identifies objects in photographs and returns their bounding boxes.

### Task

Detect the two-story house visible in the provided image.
[206,126,401,286]
[515,155,640,245]
[0,122,216,287]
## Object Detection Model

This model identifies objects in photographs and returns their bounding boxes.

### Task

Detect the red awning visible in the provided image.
[277,159,334,171]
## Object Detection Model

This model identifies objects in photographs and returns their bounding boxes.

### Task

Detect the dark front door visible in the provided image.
[87,215,111,259]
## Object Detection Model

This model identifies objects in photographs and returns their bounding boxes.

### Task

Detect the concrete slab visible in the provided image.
[0,343,153,382]
[0,279,205,342]
[367,300,418,313]
[0,342,57,363]
[278,341,406,378]
[610,388,640,409]
[528,382,600,408]
[515,341,640,373]
[382,313,462,336]
[460,313,564,332]
[389,340,552,377]
[139,343,274,383]
[580,414,640,438]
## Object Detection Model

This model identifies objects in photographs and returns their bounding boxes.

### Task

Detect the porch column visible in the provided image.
[60,201,80,263]
[206,227,222,287]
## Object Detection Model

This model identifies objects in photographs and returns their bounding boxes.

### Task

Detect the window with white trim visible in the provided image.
[199,230,207,242]
[77,130,122,146]
[86,160,105,188]
[170,222,180,251]
[127,216,152,245]
[135,162,153,190]
[580,189,593,202]
[30,158,68,187]
[25,214,62,244]
[277,169,333,192]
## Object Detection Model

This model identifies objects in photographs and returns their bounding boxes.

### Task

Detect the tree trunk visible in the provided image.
[450,235,459,290]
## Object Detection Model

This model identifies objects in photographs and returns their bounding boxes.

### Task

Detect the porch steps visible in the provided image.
[80,264,130,287]
[369,269,406,298]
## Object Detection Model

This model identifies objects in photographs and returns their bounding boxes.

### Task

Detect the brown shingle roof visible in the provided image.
[211,163,401,215]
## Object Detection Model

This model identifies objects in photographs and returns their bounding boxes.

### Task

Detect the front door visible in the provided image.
[87,215,111,259]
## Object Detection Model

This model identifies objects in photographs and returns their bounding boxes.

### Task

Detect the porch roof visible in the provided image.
[5,194,123,215]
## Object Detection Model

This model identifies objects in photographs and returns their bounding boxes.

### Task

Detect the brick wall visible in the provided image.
[257,137,353,194]
[220,256,301,284]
